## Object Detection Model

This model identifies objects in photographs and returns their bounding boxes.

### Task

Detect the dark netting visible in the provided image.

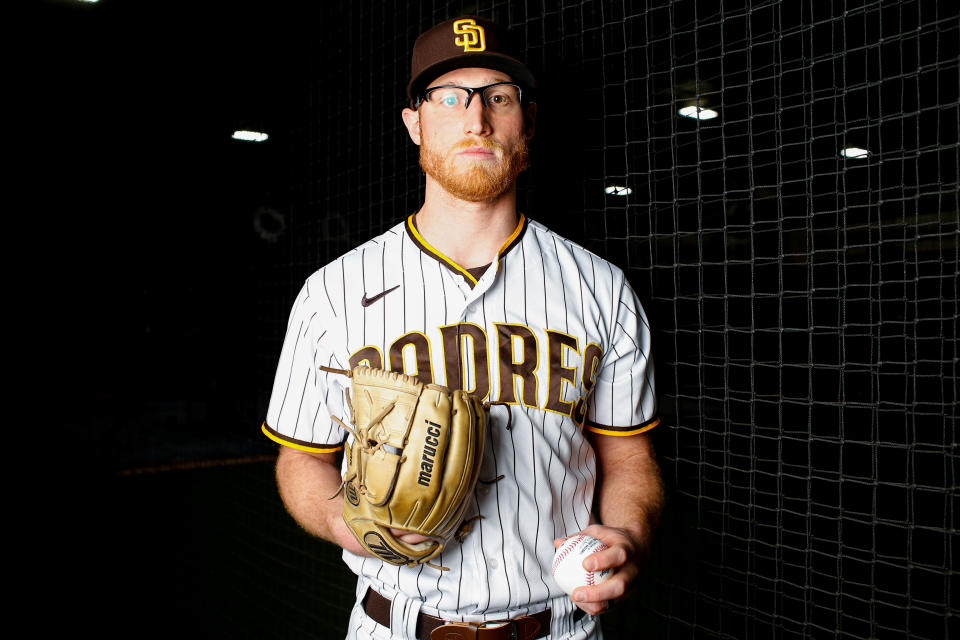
[244,1,958,638]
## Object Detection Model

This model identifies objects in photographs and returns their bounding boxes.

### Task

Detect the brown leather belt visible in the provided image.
[362,588,585,640]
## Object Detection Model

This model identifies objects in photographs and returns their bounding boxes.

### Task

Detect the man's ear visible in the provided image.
[401,108,422,145]
[524,102,537,140]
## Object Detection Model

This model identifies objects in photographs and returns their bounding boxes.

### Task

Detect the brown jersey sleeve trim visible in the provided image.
[585,416,661,437]
[261,422,344,453]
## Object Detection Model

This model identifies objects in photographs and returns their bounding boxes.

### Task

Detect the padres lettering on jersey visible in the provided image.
[344,322,601,427]
[263,214,658,618]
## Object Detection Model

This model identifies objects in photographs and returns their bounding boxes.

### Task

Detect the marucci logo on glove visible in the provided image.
[363,531,407,565]
[345,481,360,506]
[418,419,444,486]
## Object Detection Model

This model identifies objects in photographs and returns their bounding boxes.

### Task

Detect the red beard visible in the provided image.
[419,135,529,202]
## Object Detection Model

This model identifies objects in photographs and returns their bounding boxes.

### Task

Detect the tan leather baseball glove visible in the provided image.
[323,366,487,570]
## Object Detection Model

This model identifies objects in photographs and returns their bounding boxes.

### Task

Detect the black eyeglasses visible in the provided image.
[415,82,524,111]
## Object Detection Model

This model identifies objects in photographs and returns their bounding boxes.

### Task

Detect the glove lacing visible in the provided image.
[327,389,403,501]
[483,400,513,430]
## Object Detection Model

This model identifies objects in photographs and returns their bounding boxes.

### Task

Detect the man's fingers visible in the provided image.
[573,600,608,616]
[582,545,627,571]
[573,576,628,608]
[558,525,646,615]
[389,528,430,544]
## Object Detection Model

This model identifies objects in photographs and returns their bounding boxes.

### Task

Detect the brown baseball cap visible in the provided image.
[407,16,536,105]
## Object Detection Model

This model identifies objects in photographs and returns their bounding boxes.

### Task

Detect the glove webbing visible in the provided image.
[327,392,403,502]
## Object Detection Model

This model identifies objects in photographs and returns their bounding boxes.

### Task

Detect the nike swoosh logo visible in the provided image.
[360,285,400,307]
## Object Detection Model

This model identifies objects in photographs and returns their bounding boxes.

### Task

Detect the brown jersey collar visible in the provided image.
[405,213,528,288]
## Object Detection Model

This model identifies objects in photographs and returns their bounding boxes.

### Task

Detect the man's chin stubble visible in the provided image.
[420,139,529,203]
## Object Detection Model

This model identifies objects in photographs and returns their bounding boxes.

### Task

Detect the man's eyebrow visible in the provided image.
[432,77,512,87]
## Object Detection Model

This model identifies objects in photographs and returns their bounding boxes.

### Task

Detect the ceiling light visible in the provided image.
[840,146,870,159]
[678,106,719,120]
[605,185,632,196]
[232,130,269,142]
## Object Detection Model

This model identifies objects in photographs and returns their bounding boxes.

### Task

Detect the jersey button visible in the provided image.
[487,558,499,569]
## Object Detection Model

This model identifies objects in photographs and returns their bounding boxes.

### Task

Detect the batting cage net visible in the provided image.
[237,1,960,638]
[80,0,950,637]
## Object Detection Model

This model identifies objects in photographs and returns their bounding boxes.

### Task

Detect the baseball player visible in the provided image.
[263,16,663,640]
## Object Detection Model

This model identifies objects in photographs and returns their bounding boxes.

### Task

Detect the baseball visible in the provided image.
[551,534,611,595]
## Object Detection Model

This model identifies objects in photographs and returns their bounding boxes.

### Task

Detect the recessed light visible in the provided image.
[232,130,269,142]
[678,106,719,120]
[604,185,632,196]
[840,147,870,159]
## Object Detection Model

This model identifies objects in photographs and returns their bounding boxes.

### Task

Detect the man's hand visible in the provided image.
[389,529,431,544]
[560,430,662,615]
[553,524,644,616]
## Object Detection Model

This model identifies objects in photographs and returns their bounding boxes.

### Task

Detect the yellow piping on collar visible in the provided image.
[406,214,526,285]
[497,214,526,256]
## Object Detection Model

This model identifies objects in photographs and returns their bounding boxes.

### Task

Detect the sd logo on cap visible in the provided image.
[453,18,486,52]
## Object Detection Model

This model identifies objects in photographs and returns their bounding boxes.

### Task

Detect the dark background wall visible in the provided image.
[29,0,957,638]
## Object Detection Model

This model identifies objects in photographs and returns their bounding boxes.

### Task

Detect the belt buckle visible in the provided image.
[429,620,518,640]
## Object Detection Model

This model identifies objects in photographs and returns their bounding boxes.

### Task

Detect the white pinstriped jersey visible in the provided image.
[263,214,658,620]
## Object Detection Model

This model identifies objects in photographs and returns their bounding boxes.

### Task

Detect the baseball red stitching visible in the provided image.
[552,534,585,573]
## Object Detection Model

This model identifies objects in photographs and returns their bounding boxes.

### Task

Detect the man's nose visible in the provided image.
[462,94,492,136]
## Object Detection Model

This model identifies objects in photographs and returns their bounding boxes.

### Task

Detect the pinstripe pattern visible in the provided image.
[264,215,656,622]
